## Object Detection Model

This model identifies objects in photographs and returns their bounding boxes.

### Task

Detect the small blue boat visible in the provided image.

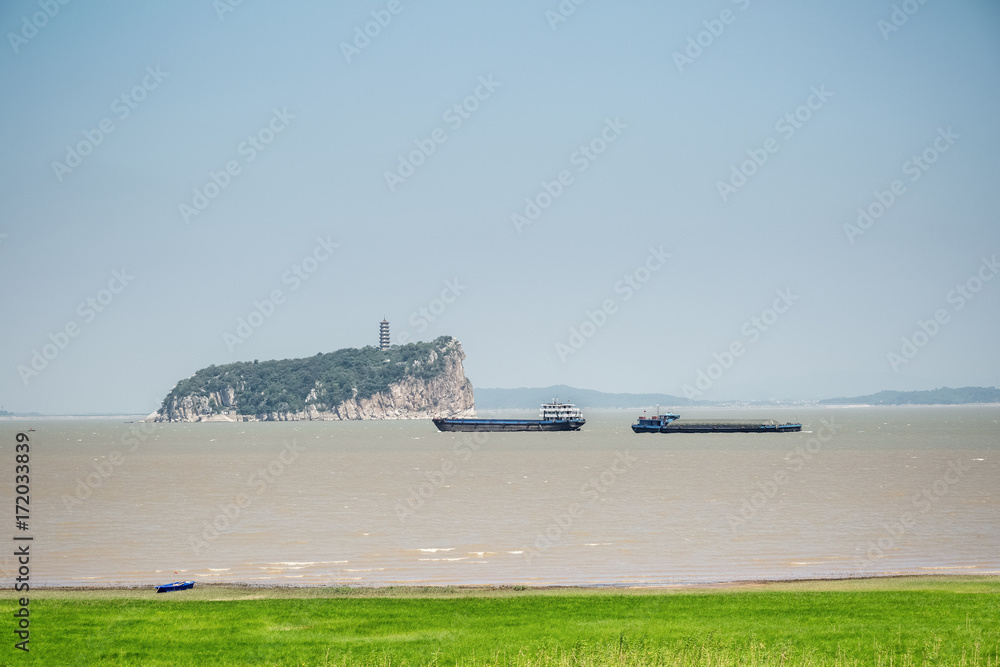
[155,580,194,593]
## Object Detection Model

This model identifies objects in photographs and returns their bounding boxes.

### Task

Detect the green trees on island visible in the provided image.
[160,336,455,416]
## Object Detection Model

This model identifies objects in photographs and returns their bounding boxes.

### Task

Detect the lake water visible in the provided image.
[4,406,998,587]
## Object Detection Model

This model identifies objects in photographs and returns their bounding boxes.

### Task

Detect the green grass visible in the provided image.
[3,577,998,666]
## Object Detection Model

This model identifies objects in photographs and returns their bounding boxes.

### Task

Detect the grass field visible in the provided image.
[3,576,998,666]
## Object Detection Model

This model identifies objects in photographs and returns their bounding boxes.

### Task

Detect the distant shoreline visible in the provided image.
[0,414,148,420]
[4,403,1000,421]
[6,574,998,598]
[812,402,1000,408]
[9,572,1000,599]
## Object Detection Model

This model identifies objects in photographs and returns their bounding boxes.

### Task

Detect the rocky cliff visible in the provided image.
[149,337,475,422]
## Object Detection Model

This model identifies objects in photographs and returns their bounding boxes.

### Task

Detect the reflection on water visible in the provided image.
[5,405,998,586]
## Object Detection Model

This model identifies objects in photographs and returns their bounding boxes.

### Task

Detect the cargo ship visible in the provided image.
[632,413,801,433]
[432,402,585,432]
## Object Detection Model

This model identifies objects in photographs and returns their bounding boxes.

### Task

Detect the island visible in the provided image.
[149,336,475,422]
[819,386,1000,406]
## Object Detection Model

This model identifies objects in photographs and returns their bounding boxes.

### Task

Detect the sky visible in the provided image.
[1,0,998,414]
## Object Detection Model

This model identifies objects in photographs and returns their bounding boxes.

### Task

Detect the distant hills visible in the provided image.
[819,386,1000,406]
[474,385,701,410]
[0,410,44,417]
[9,384,1000,418]
[476,385,1000,409]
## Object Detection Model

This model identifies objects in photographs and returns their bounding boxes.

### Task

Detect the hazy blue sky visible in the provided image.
[2,0,998,413]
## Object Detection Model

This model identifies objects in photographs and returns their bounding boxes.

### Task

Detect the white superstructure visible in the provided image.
[539,401,583,421]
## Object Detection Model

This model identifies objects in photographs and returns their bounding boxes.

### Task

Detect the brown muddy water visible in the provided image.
[3,405,997,587]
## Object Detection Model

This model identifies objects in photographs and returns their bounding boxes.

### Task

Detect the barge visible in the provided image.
[660,418,801,433]
[632,413,801,433]
[433,401,585,432]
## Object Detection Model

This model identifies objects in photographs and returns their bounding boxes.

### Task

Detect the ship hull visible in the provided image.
[659,420,801,433]
[432,418,585,432]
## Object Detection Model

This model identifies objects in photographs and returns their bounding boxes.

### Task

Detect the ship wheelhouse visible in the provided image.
[539,402,584,422]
